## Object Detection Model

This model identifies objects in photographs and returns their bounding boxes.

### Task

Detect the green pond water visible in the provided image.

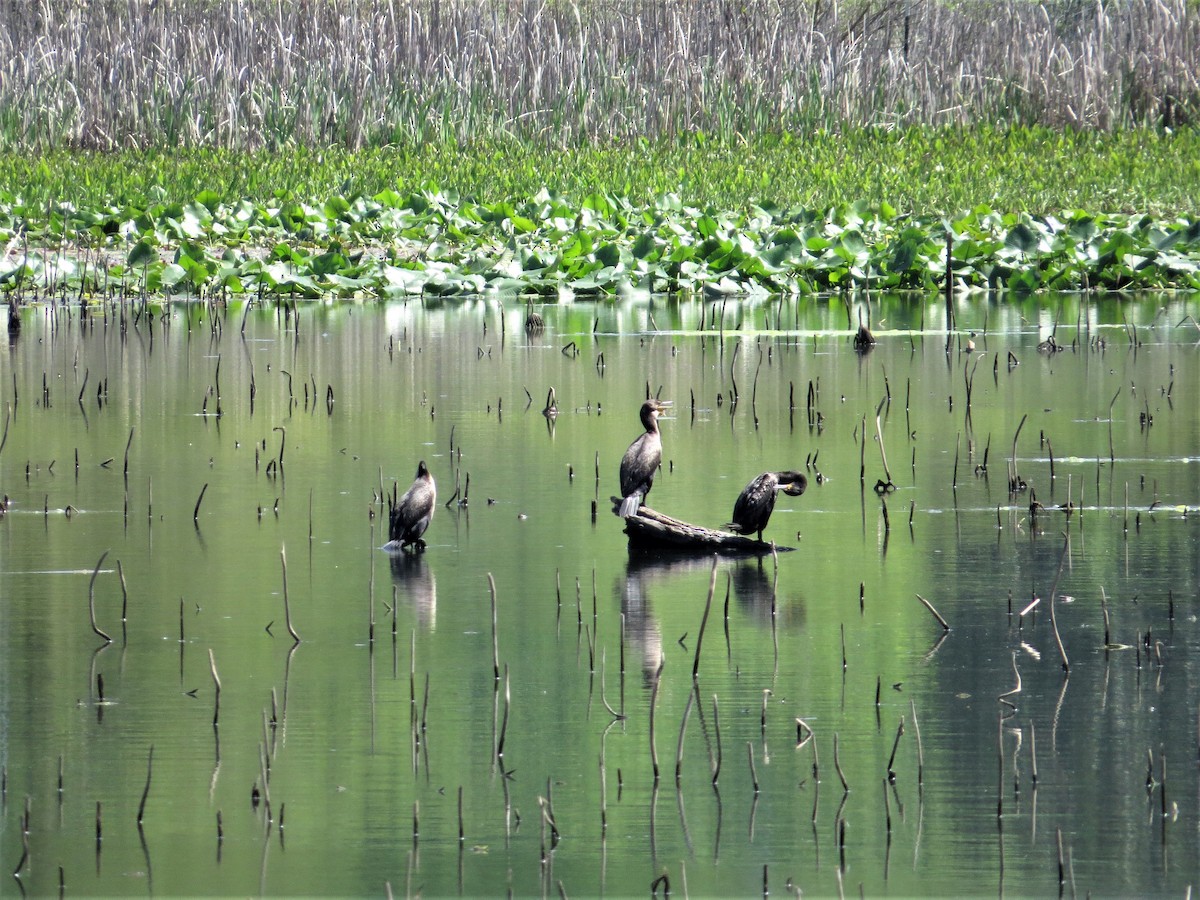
[1,293,1198,897]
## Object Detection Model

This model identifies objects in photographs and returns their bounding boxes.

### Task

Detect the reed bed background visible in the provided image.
[1,0,1197,151]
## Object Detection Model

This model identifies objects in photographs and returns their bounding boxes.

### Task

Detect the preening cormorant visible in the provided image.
[727,471,807,542]
[389,460,436,551]
[618,399,670,518]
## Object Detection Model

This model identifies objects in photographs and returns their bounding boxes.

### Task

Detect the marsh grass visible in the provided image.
[1,0,1197,151]
[5,126,1199,215]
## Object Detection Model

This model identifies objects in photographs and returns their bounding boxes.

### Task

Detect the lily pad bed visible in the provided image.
[3,190,1198,299]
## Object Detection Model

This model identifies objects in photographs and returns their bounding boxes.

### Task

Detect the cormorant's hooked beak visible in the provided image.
[781,473,808,496]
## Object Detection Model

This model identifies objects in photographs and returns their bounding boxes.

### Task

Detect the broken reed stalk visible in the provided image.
[747,742,760,793]
[137,745,153,825]
[649,652,664,783]
[1009,413,1027,490]
[711,694,722,785]
[998,651,1022,707]
[952,432,960,490]
[117,560,129,627]
[1056,827,1065,887]
[915,593,950,631]
[674,689,694,787]
[909,700,924,786]
[692,557,718,680]
[495,665,511,760]
[89,550,112,643]
[1160,751,1167,819]
[208,649,221,726]
[996,714,1004,819]
[1107,387,1120,463]
[193,482,208,525]
[123,427,134,481]
[859,414,867,483]
[280,544,300,643]
[833,733,849,793]
[874,395,892,485]
[886,717,905,781]
[1047,533,1071,673]
[488,573,500,681]
[1031,721,1038,787]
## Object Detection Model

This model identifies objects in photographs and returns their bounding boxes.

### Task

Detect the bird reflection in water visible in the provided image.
[618,554,667,687]
[620,551,805,662]
[729,555,805,628]
[388,551,438,631]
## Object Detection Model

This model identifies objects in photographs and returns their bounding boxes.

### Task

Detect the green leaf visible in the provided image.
[128,241,156,268]
[1005,222,1039,253]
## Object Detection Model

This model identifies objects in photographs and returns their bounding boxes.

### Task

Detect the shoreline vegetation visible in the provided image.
[1,0,1198,297]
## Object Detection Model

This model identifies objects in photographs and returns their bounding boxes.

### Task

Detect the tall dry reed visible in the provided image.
[0,0,1195,150]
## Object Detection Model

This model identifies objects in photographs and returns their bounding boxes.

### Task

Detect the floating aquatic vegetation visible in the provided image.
[2,191,1198,299]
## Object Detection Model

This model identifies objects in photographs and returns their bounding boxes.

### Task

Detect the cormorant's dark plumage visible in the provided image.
[727,471,807,542]
[389,461,436,550]
[618,399,669,518]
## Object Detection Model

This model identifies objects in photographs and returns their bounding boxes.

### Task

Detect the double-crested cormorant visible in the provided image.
[727,471,807,542]
[389,460,436,550]
[618,399,670,518]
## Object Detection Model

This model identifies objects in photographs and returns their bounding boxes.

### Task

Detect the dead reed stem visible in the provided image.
[137,745,153,825]
[833,733,848,793]
[488,573,500,682]
[692,557,718,680]
[1047,533,1071,673]
[886,717,905,782]
[208,649,221,726]
[711,694,722,785]
[874,396,893,486]
[675,689,694,787]
[650,652,664,783]
[998,651,1022,709]
[1008,414,1027,492]
[747,742,760,794]
[88,550,112,643]
[914,593,950,631]
[5,1,1191,147]
[280,544,300,643]
[496,665,511,760]
[909,700,924,787]
[193,483,208,525]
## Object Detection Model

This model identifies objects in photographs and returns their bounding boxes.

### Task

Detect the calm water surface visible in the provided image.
[1,294,1198,897]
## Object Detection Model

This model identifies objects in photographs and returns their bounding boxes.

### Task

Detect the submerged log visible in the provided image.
[620,505,795,554]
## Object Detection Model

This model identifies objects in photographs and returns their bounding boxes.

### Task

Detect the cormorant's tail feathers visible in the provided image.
[618,492,644,518]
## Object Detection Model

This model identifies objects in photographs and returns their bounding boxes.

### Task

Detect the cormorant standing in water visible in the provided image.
[618,399,670,518]
[727,471,807,542]
[389,461,436,551]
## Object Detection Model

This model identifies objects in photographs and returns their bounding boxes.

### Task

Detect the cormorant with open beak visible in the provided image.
[618,399,671,518]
